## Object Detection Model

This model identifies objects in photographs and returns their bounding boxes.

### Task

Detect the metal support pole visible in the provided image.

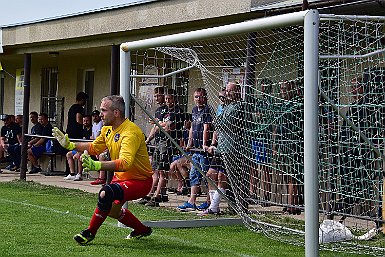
[118,48,132,228]
[20,53,31,181]
[304,10,320,257]
[120,49,131,119]
[245,32,257,103]
[110,45,120,95]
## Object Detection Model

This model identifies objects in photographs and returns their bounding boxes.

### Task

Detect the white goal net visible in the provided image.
[122,11,385,256]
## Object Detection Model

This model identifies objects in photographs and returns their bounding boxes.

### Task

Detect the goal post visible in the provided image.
[119,8,385,257]
[120,9,320,256]
[303,10,320,257]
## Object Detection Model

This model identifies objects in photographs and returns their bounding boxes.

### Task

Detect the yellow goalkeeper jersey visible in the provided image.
[89,118,153,181]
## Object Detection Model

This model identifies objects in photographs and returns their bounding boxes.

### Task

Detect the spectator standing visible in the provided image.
[145,89,185,207]
[27,113,53,174]
[215,82,250,214]
[177,87,212,211]
[66,92,88,139]
[64,91,88,176]
[52,95,153,245]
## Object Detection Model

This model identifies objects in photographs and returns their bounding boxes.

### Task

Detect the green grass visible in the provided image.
[0,180,373,257]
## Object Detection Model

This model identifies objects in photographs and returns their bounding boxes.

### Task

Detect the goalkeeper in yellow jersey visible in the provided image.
[52,95,153,245]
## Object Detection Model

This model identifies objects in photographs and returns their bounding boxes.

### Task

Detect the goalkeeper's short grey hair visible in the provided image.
[102,95,126,116]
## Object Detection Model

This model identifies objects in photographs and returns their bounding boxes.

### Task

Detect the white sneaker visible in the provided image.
[64,174,76,180]
[74,173,83,181]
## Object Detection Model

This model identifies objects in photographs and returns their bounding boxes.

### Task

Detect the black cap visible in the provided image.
[91,110,100,116]
[1,114,9,121]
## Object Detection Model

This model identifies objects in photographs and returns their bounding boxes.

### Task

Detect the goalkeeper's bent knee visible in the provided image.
[97,184,124,212]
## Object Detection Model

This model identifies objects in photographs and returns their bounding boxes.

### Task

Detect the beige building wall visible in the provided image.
[1,50,111,127]
[1,0,252,54]
[57,51,111,129]
[0,0,255,122]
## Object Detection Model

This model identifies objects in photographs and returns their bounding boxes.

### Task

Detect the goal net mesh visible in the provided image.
[127,14,385,255]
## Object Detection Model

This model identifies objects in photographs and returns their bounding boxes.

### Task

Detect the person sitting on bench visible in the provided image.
[27,113,53,174]
[0,114,22,171]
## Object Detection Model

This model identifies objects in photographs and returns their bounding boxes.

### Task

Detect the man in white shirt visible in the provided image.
[91,110,103,139]
[90,110,106,185]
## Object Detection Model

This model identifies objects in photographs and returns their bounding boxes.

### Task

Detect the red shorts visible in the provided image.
[112,177,152,205]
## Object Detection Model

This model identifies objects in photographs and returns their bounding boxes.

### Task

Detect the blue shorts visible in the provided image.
[71,150,96,160]
[172,152,191,162]
[32,145,45,159]
[209,155,226,173]
[189,153,209,186]
[252,140,270,164]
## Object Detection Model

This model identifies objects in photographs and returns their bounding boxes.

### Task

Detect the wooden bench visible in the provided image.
[24,133,93,176]
[40,152,65,176]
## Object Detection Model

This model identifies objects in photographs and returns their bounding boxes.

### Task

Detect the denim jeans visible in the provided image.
[189,153,209,186]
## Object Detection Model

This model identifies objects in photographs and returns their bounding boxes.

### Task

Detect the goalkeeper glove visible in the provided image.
[81,150,102,172]
[52,127,75,150]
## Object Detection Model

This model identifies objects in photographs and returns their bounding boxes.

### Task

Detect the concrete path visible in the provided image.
[0,169,101,194]
[0,169,219,209]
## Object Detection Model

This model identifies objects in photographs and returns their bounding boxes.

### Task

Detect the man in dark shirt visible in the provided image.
[66,92,88,139]
[27,113,53,174]
[145,88,185,206]
[64,92,88,176]
[0,114,22,171]
[29,111,43,136]
[27,111,43,147]
[82,115,93,140]
[178,87,212,211]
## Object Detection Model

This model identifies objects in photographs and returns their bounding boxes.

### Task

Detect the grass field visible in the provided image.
[0,180,372,257]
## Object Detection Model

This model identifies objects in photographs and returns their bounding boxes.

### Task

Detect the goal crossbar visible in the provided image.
[319,48,385,59]
[120,10,309,52]
[130,64,195,78]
